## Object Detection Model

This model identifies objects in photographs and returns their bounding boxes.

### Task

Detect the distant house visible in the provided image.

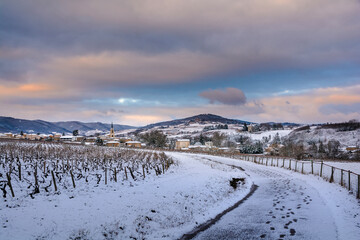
[105,141,120,147]
[52,133,62,141]
[72,136,85,142]
[0,133,7,138]
[27,134,41,140]
[85,137,97,143]
[217,147,231,153]
[119,138,132,143]
[175,139,190,150]
[346,146,359,153]
[189,142,208,151]
[4,133,14,138]
[125,141,142,148]
[60,135,73,142]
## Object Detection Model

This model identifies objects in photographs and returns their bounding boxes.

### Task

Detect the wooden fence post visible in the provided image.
[282,159,285,168]
[105,168,107,185]
[340,169,343,186]
[51,170,57,192]
[142,165,145,179]
[301,162,304,174]
[320,162,323,178]
[311,161,314,174]
[289,160,291,170]
[114,168,117,182]
[357,175,360,199]
[43,161,46,174]
[277,158,279,167]
[266,158,268,166]
[6,173,15,197]
[70,170,76,188]
[125,167,128,180]
[294,161,297,172]
[348,170,351,191]
[329,167,334,183]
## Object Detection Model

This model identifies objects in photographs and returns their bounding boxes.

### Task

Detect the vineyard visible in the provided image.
[0,141,175,199]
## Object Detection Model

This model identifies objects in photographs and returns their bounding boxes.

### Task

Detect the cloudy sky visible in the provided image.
[1,0,360,126]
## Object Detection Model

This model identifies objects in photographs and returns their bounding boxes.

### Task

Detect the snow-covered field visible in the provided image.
[287,128,360,147]
[0,152,250,240]
[244,130,292,141]
[2,140,360,240]
[324,161,360,174]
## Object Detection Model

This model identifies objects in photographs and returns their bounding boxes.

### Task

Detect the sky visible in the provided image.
[1,0,360,126]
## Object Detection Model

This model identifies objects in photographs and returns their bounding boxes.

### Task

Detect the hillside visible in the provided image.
[140,114,252,130]
[0,117,135,134]
[0,117,69,134]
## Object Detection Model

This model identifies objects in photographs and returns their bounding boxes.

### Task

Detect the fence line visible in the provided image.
[229,154,360,199]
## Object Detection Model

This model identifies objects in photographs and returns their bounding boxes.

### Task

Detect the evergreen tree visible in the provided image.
[243,123,248,132]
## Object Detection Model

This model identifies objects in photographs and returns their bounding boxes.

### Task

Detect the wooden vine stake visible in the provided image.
[114,168,117,182]
[142,165,145,179]
[348,170,351,191]
[7,173,15,197]
[70,170,76,188]
[18,163,21,181]
[51,170,57,192]
[105,168,107,185]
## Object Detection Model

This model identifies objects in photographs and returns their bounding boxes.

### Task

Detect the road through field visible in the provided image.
[175,154,360,240]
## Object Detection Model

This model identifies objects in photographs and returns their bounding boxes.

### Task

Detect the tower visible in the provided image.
[109,122,115,138]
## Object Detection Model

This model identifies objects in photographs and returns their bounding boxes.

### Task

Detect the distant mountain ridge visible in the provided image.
[140,114,252,130]
[0,116,135,134]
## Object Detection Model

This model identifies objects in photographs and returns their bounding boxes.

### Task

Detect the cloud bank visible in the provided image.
[199,88,247,105]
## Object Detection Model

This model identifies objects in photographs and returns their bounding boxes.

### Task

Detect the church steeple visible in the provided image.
[109,122,115,138]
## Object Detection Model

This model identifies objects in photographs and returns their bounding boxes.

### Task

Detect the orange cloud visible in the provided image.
[0,83,54,98]
[18,84,52,92]
[122,115,166,126]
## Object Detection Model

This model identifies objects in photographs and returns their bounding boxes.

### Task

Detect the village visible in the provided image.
[1,120,358,159]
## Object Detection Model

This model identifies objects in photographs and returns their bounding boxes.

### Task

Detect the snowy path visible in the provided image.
[177,154,360,240]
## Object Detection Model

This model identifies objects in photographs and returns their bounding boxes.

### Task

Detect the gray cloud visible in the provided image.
[199,88,246,105]
[319,103,360,115]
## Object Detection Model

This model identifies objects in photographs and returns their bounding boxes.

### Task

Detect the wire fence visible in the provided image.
[229,155,360,199]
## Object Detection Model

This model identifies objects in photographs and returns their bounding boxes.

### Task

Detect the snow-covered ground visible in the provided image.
[189,155,360,240]
[286,128,360,147]
[324,161,360,174]
[0,153,250,240]
[2,149,360,240]
[243,130,292,141]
